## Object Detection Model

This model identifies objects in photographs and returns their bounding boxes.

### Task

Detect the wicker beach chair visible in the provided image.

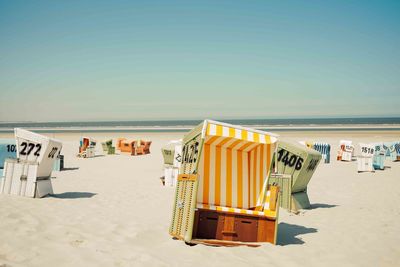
[135,141,152,155]
[169,120,280,246]
[1,129,62,198]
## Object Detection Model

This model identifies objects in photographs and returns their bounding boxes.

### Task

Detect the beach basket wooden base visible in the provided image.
[191,209,277,245]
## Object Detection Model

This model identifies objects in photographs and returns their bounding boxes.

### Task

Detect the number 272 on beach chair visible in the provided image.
[169,120,280,247]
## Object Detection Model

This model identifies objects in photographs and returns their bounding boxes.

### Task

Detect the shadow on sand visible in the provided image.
[277,223,317,246]
[61,167,80,171]
[50,192,97,199]
[306,203,338,210]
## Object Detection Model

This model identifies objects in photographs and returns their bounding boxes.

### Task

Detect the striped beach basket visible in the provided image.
[169,120,280,246]
[312,142,330,163]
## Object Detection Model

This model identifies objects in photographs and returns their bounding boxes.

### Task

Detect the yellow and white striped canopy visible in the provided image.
[203,120,278,144]
[196,120,278,210]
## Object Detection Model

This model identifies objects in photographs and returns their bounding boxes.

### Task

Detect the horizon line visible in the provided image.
[1,115,400,124]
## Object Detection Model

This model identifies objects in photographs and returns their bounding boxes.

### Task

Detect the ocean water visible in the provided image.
[0,117,399,133]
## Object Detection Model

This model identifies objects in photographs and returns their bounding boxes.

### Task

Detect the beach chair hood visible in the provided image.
[14,128,62,177]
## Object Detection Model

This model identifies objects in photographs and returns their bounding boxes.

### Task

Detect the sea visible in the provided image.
[1,117,400,133]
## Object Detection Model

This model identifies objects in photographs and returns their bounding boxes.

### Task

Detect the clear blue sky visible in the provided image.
[0,0,399,122]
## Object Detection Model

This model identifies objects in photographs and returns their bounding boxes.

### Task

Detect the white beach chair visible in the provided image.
[161,140,182,187]
[357,143,374,173]
[0,128,62,198]
[338,140,354,162]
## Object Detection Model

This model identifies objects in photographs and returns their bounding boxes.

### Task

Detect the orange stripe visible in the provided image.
[203,143,210,204]
[265,135,271,144]
[228,139,242,150]
[259,144,264,196]
[237,142,253,151]
[229,127,235,138]
[241,130,248,141]
[205,136,220,145]
[216,125,223,137]
[254,133,260,143]
[217,137,231,147]
[253,148,258,206]
[215,145,221,205]
[226,147,232,207]
[237,151,243,208]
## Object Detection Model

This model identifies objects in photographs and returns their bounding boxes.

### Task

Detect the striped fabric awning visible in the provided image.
[203,120,278,145]
[196,120,278,210]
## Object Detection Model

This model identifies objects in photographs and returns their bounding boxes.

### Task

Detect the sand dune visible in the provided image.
[0,131,399,267]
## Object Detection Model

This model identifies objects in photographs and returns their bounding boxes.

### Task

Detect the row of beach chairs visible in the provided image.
[77,137,152,158]
[1,122,398,248]
[116,138,152,156]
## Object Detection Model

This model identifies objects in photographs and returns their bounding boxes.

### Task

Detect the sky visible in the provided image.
[0,0,399,122]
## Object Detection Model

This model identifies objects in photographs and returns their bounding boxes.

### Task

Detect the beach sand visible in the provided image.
[0,130,399,267]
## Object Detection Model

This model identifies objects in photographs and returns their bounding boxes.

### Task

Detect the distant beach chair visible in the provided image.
[372,143,386,170]
[78,137,96,158]
[357,143,375,173]
[120,140,136,154]
[53,153,64,171]
[135,141,152,155]
[1,128,62,198]
[301,141,330,163]
[169,120,280,246]
[269,141,322,212]
[383,142,392,157]
[101,139,115,155]
[161,140,182,187]
[337,140,354,162]
[388,142,400,162]
[0,139,17,169]
[116,138,127,151]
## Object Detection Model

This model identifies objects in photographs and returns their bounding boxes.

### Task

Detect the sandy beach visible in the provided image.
[0,130,399,267]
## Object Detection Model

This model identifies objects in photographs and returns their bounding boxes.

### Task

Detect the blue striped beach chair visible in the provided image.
[312,142,330,163]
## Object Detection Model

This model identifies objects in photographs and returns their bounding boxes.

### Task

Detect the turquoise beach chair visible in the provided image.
[0,139,17,169]
[372,143,385,170]
[389,143,400,161]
